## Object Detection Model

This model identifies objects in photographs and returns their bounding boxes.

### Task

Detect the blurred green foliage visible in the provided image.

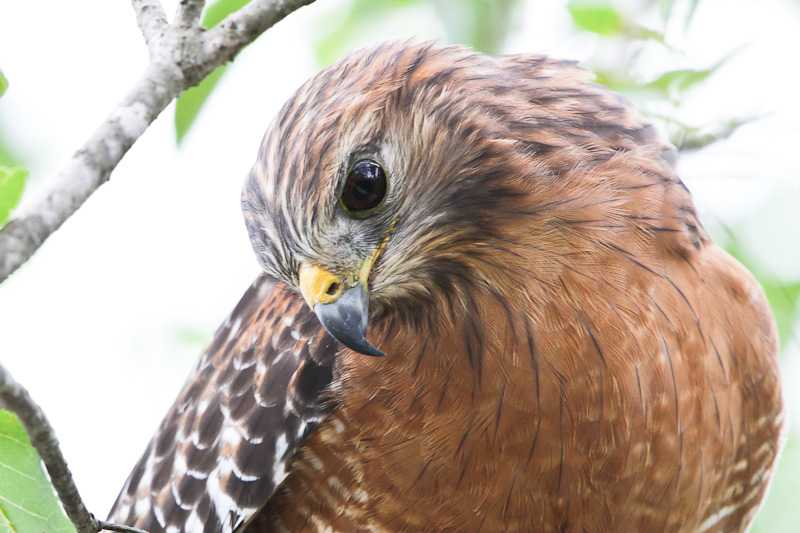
[0,410,77,533]
[175,65,229,144]
[175,0,524,143]
[0,69,28,228]
[174,0,253,144]
[315,0,428,66]
[568,1,626,35]
[432,0,522,55]
[0,70,26,168]
[566,0,748,152]
[3,0,793,528]
[174,325,214,347]
[0,165,27,226]
[659,0,700,30]
[315,0,520,65]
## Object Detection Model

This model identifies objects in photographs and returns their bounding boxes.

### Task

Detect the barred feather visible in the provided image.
[107,276,337,532]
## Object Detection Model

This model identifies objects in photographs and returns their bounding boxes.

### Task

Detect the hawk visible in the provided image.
[108,41,785,532]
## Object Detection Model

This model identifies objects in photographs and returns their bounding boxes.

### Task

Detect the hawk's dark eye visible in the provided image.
[340,160,387,215]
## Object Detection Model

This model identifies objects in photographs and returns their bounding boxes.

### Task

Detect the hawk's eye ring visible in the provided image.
[340,160,387,215]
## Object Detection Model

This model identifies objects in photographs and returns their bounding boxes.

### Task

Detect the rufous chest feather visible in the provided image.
[257,253,782,532]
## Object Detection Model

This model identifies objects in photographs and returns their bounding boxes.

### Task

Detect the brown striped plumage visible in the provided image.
[110,41,784,532]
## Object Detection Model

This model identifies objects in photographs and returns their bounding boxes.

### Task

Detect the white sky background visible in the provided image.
[0,0,798,519]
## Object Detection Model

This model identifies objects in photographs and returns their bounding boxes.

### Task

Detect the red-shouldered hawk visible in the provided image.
[108,41,784,532]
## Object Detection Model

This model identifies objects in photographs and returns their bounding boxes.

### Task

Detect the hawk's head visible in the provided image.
[242,41,693,356]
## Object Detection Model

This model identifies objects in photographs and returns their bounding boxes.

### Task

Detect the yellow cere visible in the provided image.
[300,218,398,308]
[299,264,344,307]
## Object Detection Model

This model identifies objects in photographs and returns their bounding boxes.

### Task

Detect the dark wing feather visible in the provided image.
[107,274,338,533]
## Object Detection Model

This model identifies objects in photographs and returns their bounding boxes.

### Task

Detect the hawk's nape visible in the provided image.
[109,41,784,532]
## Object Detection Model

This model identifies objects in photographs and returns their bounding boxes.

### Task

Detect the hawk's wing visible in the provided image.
[107,274,338,533]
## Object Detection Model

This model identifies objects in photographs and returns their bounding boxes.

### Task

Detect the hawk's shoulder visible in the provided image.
[108,274,338,533]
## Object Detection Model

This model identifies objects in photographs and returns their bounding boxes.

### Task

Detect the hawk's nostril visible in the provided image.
[326,281,340,296]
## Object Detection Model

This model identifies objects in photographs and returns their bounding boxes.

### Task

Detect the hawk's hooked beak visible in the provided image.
[299,263,385,357]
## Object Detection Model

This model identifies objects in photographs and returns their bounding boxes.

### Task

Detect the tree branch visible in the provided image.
[174,0,205,30]
[0,362,99,533]
[0,363,152,533]
[0,0,317,285]
[130,0,168,54]
[97,520,151,533]
[204,0,316,59]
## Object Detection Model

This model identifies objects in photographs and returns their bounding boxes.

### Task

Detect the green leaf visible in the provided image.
[315,0,425,67]
[202,0,252,28]
[0,166,27,227]
[642,50,737,103]
[174,0,252,144]
[314,0,519,65]
[0,70,7,98]
[670,116,757,152]
[592,69,640,93]
[175,65,228,144]
[567,1,625,36]
[433,0,522,55]
[633,25,668,46]
[0,410,77,533]
[642,67,713,101]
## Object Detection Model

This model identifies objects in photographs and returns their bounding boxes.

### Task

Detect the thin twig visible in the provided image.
[0,362,99,533]
[0,0,317,284]
[130,0,168,54]
[204,0,316,60]
[98,520,151,533]
[0,63,173,285]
